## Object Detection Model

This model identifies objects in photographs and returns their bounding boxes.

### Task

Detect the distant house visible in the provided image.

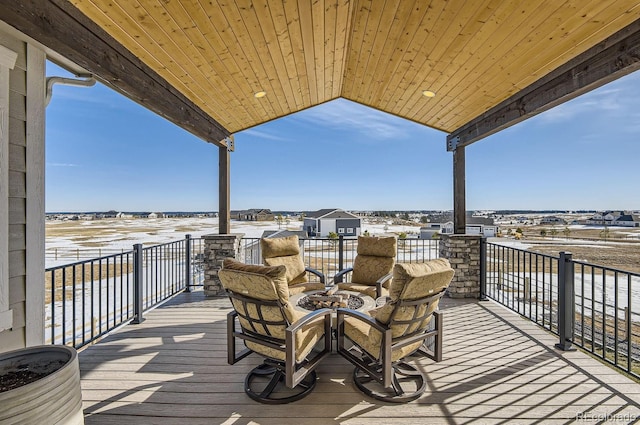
[147,212,165,219]
[262,229,308,239]
[231,208,274,221]
[419,213,497,238]
[539,216,566,225]
[613,214,640,227]
[585,211,636,226]
[99,211,118,219]
[303,208,361,237]
[419,221,498,238]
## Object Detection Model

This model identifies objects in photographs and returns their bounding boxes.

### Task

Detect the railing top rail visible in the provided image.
[141,239,187,251]
[573,259,640,278]
[46,250,135,271]
[487,241,559,261]
[488,241,640,277]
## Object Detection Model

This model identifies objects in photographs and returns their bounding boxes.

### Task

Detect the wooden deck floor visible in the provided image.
[79,290,640,424]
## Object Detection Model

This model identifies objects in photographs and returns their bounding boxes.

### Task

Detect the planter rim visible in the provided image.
[0,345,78,393]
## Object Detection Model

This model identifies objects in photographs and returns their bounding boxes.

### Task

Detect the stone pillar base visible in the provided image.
[439,234,482,299]
[203,233,244,296]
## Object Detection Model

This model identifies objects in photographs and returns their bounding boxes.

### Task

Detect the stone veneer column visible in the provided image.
[439,234,482,298]
[203,233,244,296]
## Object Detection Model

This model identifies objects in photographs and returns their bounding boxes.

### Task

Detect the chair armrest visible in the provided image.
[336,308,387,333]
[305,267,326,284]
[287,308,332,333]
[285,308,332,387]
[333,267,354,284]
[375,273,393,298]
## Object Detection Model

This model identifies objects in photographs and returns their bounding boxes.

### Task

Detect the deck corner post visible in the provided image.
[185,234,192,293]
[556,251,576,351]
[219,145,231,234]
[132,243,145,324]
[337,235,345,282]
[479,237,488,301]
[453,144,466,235]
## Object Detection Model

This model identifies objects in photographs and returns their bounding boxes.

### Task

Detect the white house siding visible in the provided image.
[0,30,45,353]
[615,221,640,227]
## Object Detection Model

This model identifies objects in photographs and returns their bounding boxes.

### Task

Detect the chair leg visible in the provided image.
[244,362,317,404]
[352,361,426,403]
[416,311,443,361]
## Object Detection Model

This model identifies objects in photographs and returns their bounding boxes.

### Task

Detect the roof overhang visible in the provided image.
[1,1,639,148]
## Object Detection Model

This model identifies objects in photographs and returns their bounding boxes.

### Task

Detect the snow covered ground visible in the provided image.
[45,217,422,268]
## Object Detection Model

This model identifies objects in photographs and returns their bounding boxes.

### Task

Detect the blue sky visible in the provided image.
[45,62,640,213]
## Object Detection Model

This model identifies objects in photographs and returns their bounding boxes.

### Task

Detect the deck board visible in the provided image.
[79,291,640,424]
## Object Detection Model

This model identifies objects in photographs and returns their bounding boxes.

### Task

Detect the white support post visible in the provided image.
[25,44,46,345]
[0,44,17,332]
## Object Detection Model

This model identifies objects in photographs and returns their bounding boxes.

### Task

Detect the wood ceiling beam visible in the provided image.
[0,0,231,147]
[447,18,640,151]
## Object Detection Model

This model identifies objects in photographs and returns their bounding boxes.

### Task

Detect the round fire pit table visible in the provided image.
[290,289,376,314]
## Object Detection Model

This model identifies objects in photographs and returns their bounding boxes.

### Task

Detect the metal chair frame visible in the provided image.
[226,290,332,403]
[336,289,446,402]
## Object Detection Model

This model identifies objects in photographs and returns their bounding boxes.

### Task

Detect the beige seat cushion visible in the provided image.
[337,283,389,299]
[357,235,397,257]
[343,259,454,361]
[288,281,326,296]
[261,235,307,285]
[344,317,422,362]
[374,260,454,326]
[350,236,397,286]
[220,258,324,362]
[220,259,290,302]
[248,307,325,362]
[388,259,453,302]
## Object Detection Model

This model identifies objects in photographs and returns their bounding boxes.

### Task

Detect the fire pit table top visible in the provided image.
[290,289,376,314]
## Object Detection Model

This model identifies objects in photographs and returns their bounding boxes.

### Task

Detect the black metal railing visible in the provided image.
[572,259,640,376]
[45,234,205,348]
[484,243,560,333]
[484,240,640,379]
[45,230,640,379]
[45,234,436,349]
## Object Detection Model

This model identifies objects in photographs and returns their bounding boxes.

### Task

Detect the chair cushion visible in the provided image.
[337,282,389,299]
[351,255,395,285]
[344,316,422,362]
[344,260,454,361]
[357,235,397,257]
[263,255,307,285]
[388,259,453,301]
[374,260,454,327]
[261,235,300,257]
[261,236,307,285]
[220,259,325,363]
[350,236,396,285]
[247,307,325,363]
[288,281,326,296]
[221,258,289,301]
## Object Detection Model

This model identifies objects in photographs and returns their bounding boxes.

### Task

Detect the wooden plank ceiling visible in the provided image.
[69,0,640,136]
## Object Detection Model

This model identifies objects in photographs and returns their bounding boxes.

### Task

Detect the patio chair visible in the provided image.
[333,235,397,298]
[219,258,332,404]
[336,259,454,403]
[261,235,326,295]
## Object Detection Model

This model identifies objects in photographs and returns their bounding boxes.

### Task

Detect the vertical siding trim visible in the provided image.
[0,43,17,332]
[25,44,45,345]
